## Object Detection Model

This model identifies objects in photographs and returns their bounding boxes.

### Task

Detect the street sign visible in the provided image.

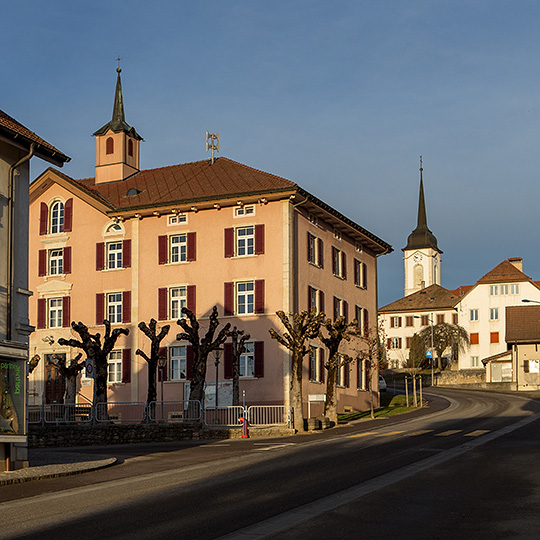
[426,350,432,358]
[85,358,95,379]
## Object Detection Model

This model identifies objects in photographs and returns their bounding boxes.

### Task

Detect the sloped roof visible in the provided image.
[0,109,69,166]
[379,284,463,313]
[506,305,540,343]
[477,259,531,284]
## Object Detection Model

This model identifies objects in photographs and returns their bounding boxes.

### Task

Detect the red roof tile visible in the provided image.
[506,305,540,342]
[379,284,462,313]
[477,259,530,284]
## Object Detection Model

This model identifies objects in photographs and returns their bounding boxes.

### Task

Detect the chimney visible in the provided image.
[508,257,523,272]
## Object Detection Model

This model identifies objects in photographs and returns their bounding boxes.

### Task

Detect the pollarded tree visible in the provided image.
[228,326,251,406]
[176,306,230,403]
[415,322,470,370]
[135,318,170,406]
[319,316,359,425]
[58,320,129,405]
[50,352,86,404]
[269,310,325,431]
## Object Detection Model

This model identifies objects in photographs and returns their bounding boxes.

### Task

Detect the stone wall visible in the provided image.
[437,369,486,386]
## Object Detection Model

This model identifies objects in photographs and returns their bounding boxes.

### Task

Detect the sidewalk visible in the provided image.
[0,450,117,486]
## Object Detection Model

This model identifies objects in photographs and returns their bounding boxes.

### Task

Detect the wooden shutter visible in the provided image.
[158,235,168,265]
[319,290,325,314]
[341,252,347,280]
[255,224,265,255]
[96,293,105,325]
[320,349,325,383]
[186,232,196,262]
[122,349,131,383]
[62,296,70,328]
[224,228,234,258]
[224,282,234,316]
[254,341,264,378]
[318,238,324,268]
[343,301,349,323]
[63,246,72,274]
[362,263,368,289]
[39,202,48,235]
[158,288,168,320]
[332,247,337,274]
[308,349,313,380]
[96,243,105,271]
[186,346,195,380]
[344,364,350,388]
[63,198,73,232]
[354,259,359,286]
[363,308,369,334]
[255,280,265,314]
[187,285,196,314]
[122,291,131,323]
[307,233,313,262]
[37,298,46,329]
[308,286,313,312]
[122,239,131,268]
[38,250,47,277]
[224,343,233,379]
[333,296,339,320]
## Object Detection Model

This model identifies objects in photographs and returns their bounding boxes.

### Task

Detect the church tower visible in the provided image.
[403,159,442,297]
[93,67,143,184]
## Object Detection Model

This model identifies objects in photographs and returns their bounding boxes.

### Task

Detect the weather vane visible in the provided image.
[206,131,220,165]
[116,56,122,72]
[419,155,423,171]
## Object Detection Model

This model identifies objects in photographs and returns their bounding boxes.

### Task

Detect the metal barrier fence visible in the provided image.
[247,405,289,426]
[94,402,146,424]
[204,406,245,427]
[147,401,202,422]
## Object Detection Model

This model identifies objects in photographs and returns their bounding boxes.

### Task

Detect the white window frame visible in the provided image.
[471,356,479,368]
[490,308,499,321]
[170,287,187,320]
[48,298,63,328]
[169,345,187,381]
[470,309,479,322]
[510,284,520,295]
[107,242,123,270]
[309,286,324,314]
[489,285,499,296]
[390,337,401,349]
[107,293,122,324]
[333,247,345,278]
[236,281,255,315]
[334,229,342,241]
[50,200,64,234]
[170,234,187,263]
[235,205,255,217]
[168,213,187,226]
[107,350,122,384]
[49,249,64,275]
[236,226,255,257]
[500,284,509,295]
[308,213,319,226]
[239,342,255,378]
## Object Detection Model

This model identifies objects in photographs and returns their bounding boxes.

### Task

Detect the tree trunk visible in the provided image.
[147,360,158,404]
[94,353,108,405]
[189,351,207,403]
[324,364,338,425]
[290,348,305,431]
[64,376,77,405]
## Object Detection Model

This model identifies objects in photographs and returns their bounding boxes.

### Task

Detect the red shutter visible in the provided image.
[63,246,72,274]
[96,242,105,271]
[187,232,196,262]
[96,293,105,325]
[342,252,347,280]
[122,291,131,323]
[307,233,313,262]
[158,235,168,264]
[123,239,131,268]
[254,341,264,378]
[63,198,73,232]
[319,290,325,314]
[363,263,368,289]
[122,349,131,383]
[224,282,234,316]
[186,346,195,380]
[158,288,168,320]
[224,228,234,258]
[39,202,48,235]
[37,298,46,329]
[158,347,168,382]
[343,301,349,324]
[255,224,265,255]
[255,280,265,314]
[187,285,196,314]
[387,338,392,349]
[224,343,233,379]
[62,296,70,328]
[318,238,324,268]
[38,250,47,277]
[320,349,325,383]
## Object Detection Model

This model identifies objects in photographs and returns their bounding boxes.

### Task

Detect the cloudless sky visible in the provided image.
[3,1,540,306]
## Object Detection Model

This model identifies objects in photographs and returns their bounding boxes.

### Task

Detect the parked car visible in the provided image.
[379,375,387,392]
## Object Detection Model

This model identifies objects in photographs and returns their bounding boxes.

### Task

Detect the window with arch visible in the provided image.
[128,139,134,157]
[39,199,73,235]
[106,137,114,155]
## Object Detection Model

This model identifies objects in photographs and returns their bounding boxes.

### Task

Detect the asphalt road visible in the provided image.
[1,388,539,540]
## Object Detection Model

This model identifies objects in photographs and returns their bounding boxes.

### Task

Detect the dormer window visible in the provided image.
[39,198,73,235]
[106,137,114,155]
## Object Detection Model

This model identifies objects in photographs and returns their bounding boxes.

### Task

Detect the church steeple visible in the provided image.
[93,66,143,184]
[402,158,442,297]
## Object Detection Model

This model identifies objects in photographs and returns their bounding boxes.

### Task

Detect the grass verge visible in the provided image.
[338,392,427,421]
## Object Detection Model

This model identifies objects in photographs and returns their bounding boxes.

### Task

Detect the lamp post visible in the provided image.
[414,314,435,386]
[214,348,223,423]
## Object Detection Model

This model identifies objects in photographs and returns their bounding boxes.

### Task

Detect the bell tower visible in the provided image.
[93,66,143,184]
[403,158,442,297]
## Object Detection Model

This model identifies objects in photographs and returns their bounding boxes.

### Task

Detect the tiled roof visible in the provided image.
[76,157,298,210]
[506,305,540,343]
[0,109,69,165]
[379,284,463,313]
[477,259,531,284]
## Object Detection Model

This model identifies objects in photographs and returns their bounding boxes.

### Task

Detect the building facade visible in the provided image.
[28,71,392,417]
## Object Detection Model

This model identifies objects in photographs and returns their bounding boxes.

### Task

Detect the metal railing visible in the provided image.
[94,402,146,423]
[204,406,245,427]
[147,400,202,423]
[247,405,289,426]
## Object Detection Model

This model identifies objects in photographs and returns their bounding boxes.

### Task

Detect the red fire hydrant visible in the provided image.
[239,417,249,438]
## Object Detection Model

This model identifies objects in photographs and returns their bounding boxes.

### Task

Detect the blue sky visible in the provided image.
[3,1,540,306]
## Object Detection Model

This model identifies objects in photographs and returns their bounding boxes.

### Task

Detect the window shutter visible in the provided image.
[318,238,324,268]
[357,359,361,389]
[224,282,234,316]
[320,349,325,383]
[355,305,362,328]
[308,350,313,380]
[363,309,369,334]
[96,243,105,271]
[308,286,313,312]
[344,364,350,388]
[39,202,48,235]
[343,301,349,324]
[307,233,313,262]
[186,232,196,262]
[62,296,70,328]
[158,235,168,265]
[158,347,168,382]
[186,346,195,380]
[63,246,72,274]
[319,290,325,313]
[37,298,46,329]
[122,291,131,323]
[224,228,234,258]
[123,239,131,268]
[362,263,368,289]
[63,198,73,232]
[255,280,265,314]
[341,252,347,280]
[96,293,105,325]
[387,338,392,349]
[354,259,359,285]
[187,285,196,314]
[224,343,233,379]
[255,224,265,255]
[254,341,264,378]
[38,250,47,277]
[158,288,168,320]
[122,349,131,383]
[333,296,339,320]
[332,247,337,274]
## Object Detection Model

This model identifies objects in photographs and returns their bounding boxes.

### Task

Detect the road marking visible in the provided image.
[465,430,490,437]
[409,430,434,436]
[347,432,377,438]
[376,430,405,437]
[255,443,295,451]
[435,430,461,437]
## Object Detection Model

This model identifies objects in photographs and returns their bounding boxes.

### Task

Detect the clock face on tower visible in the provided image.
[413,253,423,262]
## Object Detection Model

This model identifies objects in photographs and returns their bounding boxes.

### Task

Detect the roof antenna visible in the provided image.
[206,131,219,165]
[116,56,122,72]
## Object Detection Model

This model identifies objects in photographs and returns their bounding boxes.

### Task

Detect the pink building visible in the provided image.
[28,70,391,416]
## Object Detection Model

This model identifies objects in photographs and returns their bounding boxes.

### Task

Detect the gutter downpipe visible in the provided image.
[7,143,35,341]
